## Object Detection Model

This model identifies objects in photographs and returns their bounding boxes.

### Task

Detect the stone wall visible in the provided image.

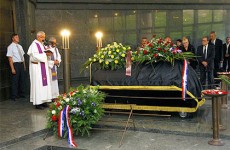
[35,8,230,79]
[0,0,14,101]
[35,10,97,79]
[0,0,36,101]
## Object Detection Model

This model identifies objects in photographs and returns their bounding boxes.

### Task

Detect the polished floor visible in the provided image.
[0,91,230,150]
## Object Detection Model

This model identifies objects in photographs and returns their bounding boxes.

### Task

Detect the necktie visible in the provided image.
[227,44,229,54]
[203,46,207,59]
[212,40,215,45]
[16,45,24,62]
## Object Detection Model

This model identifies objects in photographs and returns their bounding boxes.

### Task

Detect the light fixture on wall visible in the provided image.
[60,29,71,92]
[95,31,103,51]
[61,29,70,49]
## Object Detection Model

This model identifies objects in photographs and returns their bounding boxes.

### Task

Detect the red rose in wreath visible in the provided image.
[56,102,61,108]
[143,50,148,55]
[52,115,57,121]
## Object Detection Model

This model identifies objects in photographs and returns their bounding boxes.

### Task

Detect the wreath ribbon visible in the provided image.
[126,50,132,76]
[182,59,188,101]
[58,105,78,148]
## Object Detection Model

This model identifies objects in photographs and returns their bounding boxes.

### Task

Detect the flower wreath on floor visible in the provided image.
[47,85,105,147]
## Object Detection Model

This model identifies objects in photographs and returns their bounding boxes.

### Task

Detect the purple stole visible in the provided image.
[35,42,48,86]
[51,48,57,81]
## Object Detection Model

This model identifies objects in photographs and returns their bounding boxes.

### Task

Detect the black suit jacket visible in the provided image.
[181,44,196,54]
[209,39,223,61]
[223,43,230,60]
[197,44,215,70]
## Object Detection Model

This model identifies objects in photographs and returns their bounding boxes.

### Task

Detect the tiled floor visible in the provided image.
[0,87,229,150]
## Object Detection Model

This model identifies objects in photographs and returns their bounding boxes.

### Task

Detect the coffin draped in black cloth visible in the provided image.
[91,60,203,108]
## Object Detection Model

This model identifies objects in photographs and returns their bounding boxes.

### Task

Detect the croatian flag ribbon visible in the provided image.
[182,59,188,101]
[35,42,48,86]
[58,105,78,148]
[126,50,132,76]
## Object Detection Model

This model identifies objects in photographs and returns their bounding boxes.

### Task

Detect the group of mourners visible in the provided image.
[140,31,230,89]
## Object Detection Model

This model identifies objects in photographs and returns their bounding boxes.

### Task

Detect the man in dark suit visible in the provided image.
[223,37,230,72]
[197,36,215,89]
[209,31,223,77]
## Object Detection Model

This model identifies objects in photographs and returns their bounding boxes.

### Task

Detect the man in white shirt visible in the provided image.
[47,37,62,100]
[27,31,52,109]
[6,34,26,101]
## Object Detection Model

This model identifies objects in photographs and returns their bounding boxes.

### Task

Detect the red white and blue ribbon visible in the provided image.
[58,105,78,148]
[126,50,132,76]
[182,59,188,101]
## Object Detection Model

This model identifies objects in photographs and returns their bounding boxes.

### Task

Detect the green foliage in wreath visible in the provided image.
[219,75,230,85]
[47,85,105,136]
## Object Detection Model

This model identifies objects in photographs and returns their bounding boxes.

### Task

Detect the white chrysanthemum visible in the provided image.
[76,108,80,112]
[71,107,80,113]
[72,101,76,105]
[90,89,96,94]
[158,53,163,57]
[65,98,70,102]
[58,106,62,110]
[51,110,56,114]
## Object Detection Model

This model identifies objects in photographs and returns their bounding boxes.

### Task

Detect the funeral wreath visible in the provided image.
[82,42,131,70]
[47,85,105,136]
[132,36,195,65]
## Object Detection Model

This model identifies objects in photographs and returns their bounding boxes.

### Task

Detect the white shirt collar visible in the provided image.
[203,44,208,48]
[34,39,43,44]
[212,39,216,45]
[12,42,19,46]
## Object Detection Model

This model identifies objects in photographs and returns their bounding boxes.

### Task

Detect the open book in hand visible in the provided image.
[44,49,53,53]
